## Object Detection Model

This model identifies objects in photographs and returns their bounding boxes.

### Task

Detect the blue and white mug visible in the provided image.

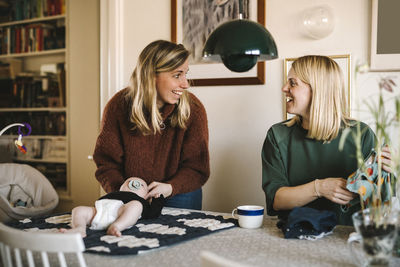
[231,205,264,229]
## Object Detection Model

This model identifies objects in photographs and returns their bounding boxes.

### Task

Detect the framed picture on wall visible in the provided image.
[283,54,351,120]
[171,0,266,86]
[370,0,400,71]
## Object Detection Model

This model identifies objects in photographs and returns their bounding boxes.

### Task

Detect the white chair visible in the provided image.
[201,251,252,267]
[0,222,87,267]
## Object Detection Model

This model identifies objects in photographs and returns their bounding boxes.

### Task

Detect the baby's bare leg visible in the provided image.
[60,206,96,237]
[107,200,143,237]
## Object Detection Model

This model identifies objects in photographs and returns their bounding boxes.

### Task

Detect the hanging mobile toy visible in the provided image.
[14,123,31,154]
[15,135,27,154]
[0,122,31,154]
[0,123,31,154]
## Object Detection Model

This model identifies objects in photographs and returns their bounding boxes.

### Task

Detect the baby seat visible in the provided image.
[0,163,59,222]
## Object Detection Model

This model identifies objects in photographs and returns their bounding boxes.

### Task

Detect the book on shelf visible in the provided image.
[40,62,65,106]
[0,1,11,23]
[0,62,65,108]
[0,62,9,78]
[0,75,13,107]
[12,137,67,161]
[5,0,66,22]
[0,110,66,136]
[0,58,21,78]
[56,62,64,106]
[0,22,65,54]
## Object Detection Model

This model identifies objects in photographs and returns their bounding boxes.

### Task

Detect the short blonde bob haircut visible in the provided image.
[286,55,351,141]
[125,40,191,135]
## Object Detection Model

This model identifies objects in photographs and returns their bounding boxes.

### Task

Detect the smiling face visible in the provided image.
[283,68,312,121]
[155,59,189,108]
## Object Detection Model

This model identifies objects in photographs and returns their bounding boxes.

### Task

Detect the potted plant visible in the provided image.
[342,63,400,265]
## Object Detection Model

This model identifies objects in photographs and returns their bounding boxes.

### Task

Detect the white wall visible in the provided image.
[105,0,399,213]
[57,0,100,211]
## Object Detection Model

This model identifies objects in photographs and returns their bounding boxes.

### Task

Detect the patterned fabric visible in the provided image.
[342,149,391,212]
[7,208,236,255]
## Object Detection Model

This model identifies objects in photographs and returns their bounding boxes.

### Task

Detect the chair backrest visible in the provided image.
[0,223,87,267]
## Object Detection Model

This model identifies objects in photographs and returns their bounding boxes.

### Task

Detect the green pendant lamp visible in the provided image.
[202,2,278,72]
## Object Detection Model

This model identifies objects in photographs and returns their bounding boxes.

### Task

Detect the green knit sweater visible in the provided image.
[261,120,375,225]
[93,88,210,196]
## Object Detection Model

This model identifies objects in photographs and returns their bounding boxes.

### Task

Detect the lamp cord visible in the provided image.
[239,0,243,19]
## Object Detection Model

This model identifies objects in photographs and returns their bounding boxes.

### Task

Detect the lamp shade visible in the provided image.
[302,5,335,39]
[202,19,278,72]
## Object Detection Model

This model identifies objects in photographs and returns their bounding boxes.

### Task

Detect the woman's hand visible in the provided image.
[318,178,356,205]
[146,182,172,199]
[381,145,393,173]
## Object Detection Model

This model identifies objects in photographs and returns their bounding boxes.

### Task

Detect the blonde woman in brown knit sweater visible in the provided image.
[93,40,210,210]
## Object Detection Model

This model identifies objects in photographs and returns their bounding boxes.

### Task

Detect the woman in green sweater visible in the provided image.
[261,55,392,225]
[93,40,210,210]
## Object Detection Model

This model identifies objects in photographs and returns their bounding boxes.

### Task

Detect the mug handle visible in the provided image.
[231,208,238,219]
[347,232,364,266]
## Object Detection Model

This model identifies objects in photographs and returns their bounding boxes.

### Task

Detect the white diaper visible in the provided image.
[90,199,124,230]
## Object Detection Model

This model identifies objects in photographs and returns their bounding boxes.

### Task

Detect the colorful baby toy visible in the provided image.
[0,123,32,154]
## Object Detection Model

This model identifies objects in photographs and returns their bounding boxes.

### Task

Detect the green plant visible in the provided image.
[339,63,398,223]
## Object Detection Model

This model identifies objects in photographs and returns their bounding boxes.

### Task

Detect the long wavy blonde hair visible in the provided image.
[286,55,351,141]
[125,40,191,135]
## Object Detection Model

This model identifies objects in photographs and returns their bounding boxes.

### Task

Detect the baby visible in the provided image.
[60,177,164,237]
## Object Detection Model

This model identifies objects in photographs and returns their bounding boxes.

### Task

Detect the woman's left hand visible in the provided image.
[381,145,393,173]
[146,182,173,199]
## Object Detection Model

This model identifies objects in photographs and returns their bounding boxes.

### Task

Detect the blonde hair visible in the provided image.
[286,55,350,141]
[125,40,191,135]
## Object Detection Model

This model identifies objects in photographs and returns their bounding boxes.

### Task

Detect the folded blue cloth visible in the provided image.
[278,207,337,240]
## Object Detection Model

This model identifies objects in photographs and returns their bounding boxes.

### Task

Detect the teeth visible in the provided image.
[173,90,183,95]
[286,96,293,102]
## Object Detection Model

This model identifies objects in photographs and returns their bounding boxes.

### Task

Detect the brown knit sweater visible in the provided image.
[93,88,210,196]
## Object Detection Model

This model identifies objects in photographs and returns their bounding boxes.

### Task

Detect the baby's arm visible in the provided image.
[107,200,143,237]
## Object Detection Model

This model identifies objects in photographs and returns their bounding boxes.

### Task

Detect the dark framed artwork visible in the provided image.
[370,0,400,71]
[171,0,266,86]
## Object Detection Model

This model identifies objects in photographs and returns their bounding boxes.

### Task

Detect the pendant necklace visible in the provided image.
[160,121,166,130]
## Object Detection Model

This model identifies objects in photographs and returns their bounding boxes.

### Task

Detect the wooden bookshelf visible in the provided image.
[0,15,66,27]
[14,158,67,164]
[0,0,69,195]
[0,48,65,58]
[3,134,67,140]
[0,107,66,112]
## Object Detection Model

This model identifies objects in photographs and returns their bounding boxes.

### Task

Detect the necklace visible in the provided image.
[160,121,166,130]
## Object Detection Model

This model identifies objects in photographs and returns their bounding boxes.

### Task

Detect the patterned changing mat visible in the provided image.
[7,208,237,255]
